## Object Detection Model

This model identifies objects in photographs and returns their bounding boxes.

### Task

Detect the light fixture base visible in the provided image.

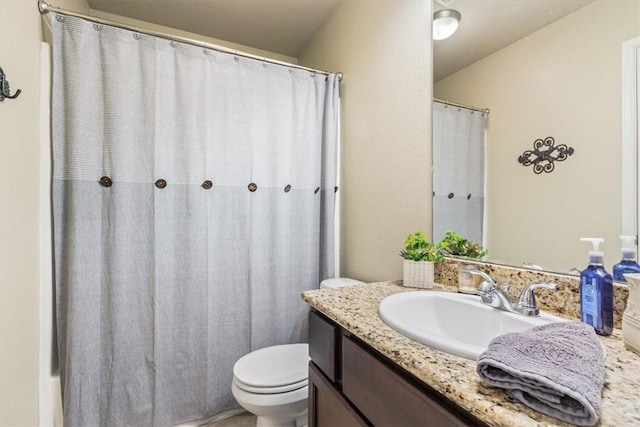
[433,9,461,41]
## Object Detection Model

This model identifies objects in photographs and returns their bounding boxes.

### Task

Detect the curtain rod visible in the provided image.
[37,0,342,81]
[434,98,490,115]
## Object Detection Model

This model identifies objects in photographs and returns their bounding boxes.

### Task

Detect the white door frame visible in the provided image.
[621,36,640,247]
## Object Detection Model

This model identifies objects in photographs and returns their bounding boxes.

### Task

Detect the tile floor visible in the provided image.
[206,412,256,427]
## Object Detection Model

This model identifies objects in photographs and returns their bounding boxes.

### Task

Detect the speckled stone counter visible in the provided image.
[302,281,640,427]
[435,257,629,328]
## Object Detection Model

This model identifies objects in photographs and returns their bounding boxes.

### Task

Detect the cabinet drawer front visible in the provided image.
[309,362,368,427]
[342,336,469,427]
[309,310,338,381]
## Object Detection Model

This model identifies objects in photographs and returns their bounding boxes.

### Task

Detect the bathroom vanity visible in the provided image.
[302,281,640,427]
[308,309,485,426]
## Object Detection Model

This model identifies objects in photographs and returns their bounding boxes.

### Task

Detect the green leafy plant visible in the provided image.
[438,230,487,259]
[400,231,444,263]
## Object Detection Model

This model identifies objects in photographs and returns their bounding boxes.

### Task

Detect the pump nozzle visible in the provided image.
[580,237,605,264]
[620,235,638,260]
[581,237,604,251]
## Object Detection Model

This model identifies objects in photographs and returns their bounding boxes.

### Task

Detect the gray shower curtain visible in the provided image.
[432,101,486,244]
[51,14,339,426]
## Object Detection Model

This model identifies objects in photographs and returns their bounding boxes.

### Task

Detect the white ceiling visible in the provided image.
[86,0,593,80]
[433,0,593,81]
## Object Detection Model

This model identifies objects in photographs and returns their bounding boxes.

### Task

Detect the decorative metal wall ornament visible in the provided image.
[517,137,574,174]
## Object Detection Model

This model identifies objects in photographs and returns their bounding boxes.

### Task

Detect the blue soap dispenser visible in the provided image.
[579,238,613,336]
[612,235,640,282]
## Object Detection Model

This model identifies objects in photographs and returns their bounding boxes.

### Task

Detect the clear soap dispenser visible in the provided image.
[612,235,640,282]
[579,238,613,336]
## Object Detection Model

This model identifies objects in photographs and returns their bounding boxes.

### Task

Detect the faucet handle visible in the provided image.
[517,282,557,315]
[467,270,498,302]
[467,269,496,288]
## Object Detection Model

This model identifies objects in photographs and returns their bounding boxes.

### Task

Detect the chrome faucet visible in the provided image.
[467,270,557,316]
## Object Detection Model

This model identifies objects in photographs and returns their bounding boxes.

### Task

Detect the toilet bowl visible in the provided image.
[232,343,309,427]
[231,278,364,427]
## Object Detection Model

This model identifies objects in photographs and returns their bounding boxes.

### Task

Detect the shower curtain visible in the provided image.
[432,101,487,244]
[51,14,339,426]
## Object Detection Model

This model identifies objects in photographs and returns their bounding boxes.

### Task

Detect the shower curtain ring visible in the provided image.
[38,0,50,14]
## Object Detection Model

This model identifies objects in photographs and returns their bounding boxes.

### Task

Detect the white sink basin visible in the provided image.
[378,291,565,360]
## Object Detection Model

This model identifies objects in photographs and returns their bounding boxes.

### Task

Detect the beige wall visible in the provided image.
[299,0,433,282]
[1,1,50,423]
[0,1,89,424]
[435,0,640,273]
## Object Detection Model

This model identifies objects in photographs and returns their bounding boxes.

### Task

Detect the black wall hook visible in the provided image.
[0,67,22,101]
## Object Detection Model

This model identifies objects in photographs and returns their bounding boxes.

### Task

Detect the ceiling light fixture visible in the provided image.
[433,9,461,41]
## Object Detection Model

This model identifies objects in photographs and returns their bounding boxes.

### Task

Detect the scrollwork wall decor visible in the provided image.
[518,137,574,174]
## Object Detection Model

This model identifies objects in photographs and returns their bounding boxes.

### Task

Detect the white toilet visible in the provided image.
[231,278,363,427]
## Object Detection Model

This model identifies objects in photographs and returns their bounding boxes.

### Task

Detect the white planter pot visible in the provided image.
[623,273,640,355]
[402,259,435,289]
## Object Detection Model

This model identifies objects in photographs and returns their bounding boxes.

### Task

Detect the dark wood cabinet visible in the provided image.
[309,363,368,427]
[309,306,339,382]
[308,309,486,427]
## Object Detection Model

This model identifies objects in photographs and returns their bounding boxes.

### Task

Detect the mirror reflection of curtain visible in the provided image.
[432,101,487,244]
[51,14,339,426]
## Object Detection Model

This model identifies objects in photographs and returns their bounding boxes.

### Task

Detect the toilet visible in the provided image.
[231,278,364,427]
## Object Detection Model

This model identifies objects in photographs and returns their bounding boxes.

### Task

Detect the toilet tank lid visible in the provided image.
[320,277,364,289]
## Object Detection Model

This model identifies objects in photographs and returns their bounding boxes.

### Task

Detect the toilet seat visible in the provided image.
[233,377,308,394]
[233,343,309,395]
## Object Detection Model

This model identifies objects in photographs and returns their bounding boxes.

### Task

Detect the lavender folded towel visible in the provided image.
[477,322,605,426]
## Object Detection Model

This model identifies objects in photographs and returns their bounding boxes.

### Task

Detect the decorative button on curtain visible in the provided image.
[51,14,339,426]
[432,102,487,244]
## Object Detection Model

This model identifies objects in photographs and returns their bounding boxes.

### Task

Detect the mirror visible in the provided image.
[433,0,639,275]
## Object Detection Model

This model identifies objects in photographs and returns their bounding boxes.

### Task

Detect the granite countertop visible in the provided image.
[302,281,640,427]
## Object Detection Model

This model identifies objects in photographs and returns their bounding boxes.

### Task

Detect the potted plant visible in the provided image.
[400,231,443,288]
[438,230,487,259]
